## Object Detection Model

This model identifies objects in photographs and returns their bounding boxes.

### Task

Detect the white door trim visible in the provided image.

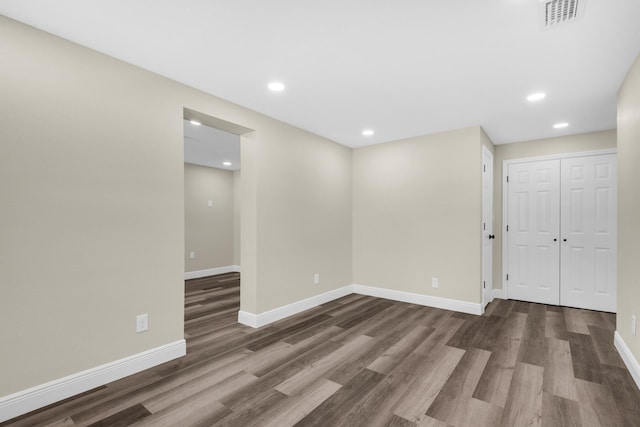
[501,148,617,299]
[482,146,494,310]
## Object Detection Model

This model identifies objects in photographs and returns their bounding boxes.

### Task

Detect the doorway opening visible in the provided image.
[182,107,253,315]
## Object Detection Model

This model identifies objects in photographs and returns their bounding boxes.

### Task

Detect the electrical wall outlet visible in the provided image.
[207,200,213,207]
[136,314,149,333]
[314,273,320,285]
[432,277,439,288]
[632,315,637,336]
[190,251,196,259]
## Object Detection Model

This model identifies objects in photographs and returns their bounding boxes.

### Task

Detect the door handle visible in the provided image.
[563,238,567,242]
[489,234,495,239]
[553,238,557,242]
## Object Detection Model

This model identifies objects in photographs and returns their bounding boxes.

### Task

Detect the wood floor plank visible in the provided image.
[500,362,544,427]
[248,378,342,427]
[448,397,503,427]
[582,310,614,330]
[246,325,345,377]
[245,313,333,351]
[541,392,581,427]
[5,273,640,427]
[392,345,466,423]
[519,304,547,366]
[472,312,526,407]
[2,387,110,427]
[42,418,76,427]
[472,315,509,352]
[446,316,489,350]
[141,370,257,414]
[325,332,406,386]
[131,394,231,427]
[519,336,546,367]
[356,302,419,338]
[385,415,417,427]
[489,299,515,318]
[275,334,372,395]
[368,325,434,375]
[575,378,625,427]
[293,368,386,426]
[334,352,432,427]
[543,337,577,401]
[425,348,491,425]
[601,364,640,424]
[564,308,590,335]
[415,416,451,427]
[472,344,520,409]
[567,332,603,384]
[545,310,570,340]
[512,300,531,314]
[220,338,343,410]
[216,388,288,426]
[85,403,151,427]
[413,316,465,358]
[587,325,626,368]
[335,300,394,330]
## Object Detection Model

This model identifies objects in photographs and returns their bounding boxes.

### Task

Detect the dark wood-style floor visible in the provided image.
[4,272,640,426]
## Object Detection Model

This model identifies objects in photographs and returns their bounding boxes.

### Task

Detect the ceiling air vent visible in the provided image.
[539,0,585,29]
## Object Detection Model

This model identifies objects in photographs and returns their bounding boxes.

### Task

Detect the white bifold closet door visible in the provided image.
[507,159,561,306]
[506,154,617,312]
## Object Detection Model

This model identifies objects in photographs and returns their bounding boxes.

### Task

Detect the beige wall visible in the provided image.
[233,170,241,266]
[184,163,234,271]
[492,129,617,290]
[254,125,353,313]
[353,127,484,304]
[0,16,352,397]
[617,54,640,363]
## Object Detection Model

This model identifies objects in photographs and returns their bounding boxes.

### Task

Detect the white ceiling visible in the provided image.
[2,0,640,147]
[184,120,240,170]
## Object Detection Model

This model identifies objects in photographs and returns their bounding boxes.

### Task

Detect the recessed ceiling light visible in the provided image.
[362,129,375,136]
[527,92,546,102]
[190,120,201,126]
[223,161,232,166]
[268,82,285,92]
[553,122,569,129]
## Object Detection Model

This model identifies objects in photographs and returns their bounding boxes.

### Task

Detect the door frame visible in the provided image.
[482,146,494,310]
[501,148,617,299]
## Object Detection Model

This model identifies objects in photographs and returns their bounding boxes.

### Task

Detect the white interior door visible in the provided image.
[482,147,493,309]
[507,160,560,305]
[560,154,617,312]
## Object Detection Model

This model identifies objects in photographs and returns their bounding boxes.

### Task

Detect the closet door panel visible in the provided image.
[507,160,561,305]
[560,154,617,312]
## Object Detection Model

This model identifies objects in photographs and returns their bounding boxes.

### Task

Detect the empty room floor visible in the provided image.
[4,272,640,426]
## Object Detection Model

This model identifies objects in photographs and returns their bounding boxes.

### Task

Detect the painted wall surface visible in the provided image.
[0,17,352,397]
[184,163,234,271]
[492,130,617,290]
[353,127,483,304]
[617,54,640,364]
[255,125,353,313]
[233,170,241,266]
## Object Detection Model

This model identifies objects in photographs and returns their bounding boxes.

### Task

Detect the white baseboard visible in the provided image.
[184,265,240,280]
[239,284,483,328]
[238,285,354,328]
[614,331,640,391]
[0,340,186,423]
[492,288,505,301]
[353,284,483,315]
